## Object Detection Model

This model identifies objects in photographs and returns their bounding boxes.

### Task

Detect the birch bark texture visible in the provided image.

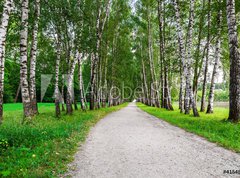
[207,1,222,114]
[201,0,211,112]
[78,53,86,111]
[162,6,173,111]
[226,0,240,122]
[147,10,157,107]
[61,74,65,111]
[90,0,111,110]
[0,0,13,122]
[66,54,78,115]
[173,0,199,116]
[20,0,33,118]
[172,0,187,113]
[142,58,149,106]
[55,42,61,117]
[185,0,199,117]
[193,0,206,99]
[158,0,173,110]
[102,44,108,108]
[29,0,41,115]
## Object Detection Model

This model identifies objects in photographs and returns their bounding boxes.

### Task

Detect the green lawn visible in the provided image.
[0,103,128,177]
[3,103,55,112]
[137,103,240,153]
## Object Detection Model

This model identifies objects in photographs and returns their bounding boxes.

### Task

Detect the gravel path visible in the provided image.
[66,102,240,178]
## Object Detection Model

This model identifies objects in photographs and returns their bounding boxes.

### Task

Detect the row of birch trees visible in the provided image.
[0,0,137,122]
[135,0,240,122]
[0,0,240,123]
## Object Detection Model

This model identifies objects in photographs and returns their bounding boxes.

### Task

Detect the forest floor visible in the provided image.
[66,102,240,178]
[0,103,128,177]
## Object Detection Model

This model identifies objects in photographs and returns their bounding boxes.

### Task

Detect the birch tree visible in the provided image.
[66,54,78,115]
[192,0,206,99]
[147,9,157,107]
[29,0,41,115]
[142,58,149,105]
[158,18,165,108]
[185,0,199,117]
[173,0,199,116]
[200,0,211,112]
[78,53,86,111]
[172,0,187,113]
[20,0,33,118]
[157,0,164,108]
[55,42,61,117]
[226,0,240,122]
[90,0,111,110]
[206,1,222,114]
[163,2,173,110]
[0,0,13,123]
[101,43,109,108]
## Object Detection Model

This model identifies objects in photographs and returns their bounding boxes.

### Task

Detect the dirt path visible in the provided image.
[66,102,240,178]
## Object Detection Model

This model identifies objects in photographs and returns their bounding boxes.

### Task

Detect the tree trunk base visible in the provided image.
[55,100,61,117]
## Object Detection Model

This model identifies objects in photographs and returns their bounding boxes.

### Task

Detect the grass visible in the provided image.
[3,103,55,112]
[137,102,240,153]
[0,103,128,177]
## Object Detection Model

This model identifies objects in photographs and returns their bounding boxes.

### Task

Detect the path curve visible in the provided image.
[66,102,240,178]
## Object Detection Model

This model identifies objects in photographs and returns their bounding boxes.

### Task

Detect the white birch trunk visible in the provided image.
[147,10,156,107]
[173,0,187,113]
[0,0,13,122]
[206,2,222,114]
[55,42,61,117]
[173,0,199,116]
[20,0,33,118]
[185,0,199,116]
[66,53,78,114]
[29,0,40,115]
[201,0,211,112]
[90,0,111,110]
[78,53,86,111]
[193,0,206,100]
[142,58,149,105]
[61,74,65,111]
[102,46,108,108]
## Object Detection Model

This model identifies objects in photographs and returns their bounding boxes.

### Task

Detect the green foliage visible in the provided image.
[0,139,9,152]
[214,90,229,101]
[0,103,128,177]
[171,86,179,101]
[197,89,229,102]
[137,103,240,152]
[4,60,20,103]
